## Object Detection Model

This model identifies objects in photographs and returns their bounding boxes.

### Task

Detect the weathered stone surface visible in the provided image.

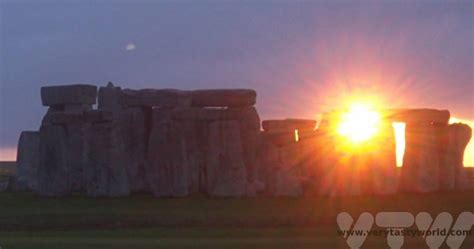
[98,83,123,111]
[63,104,92,112]
[15,131,40,191]
[191,89,256,107]
[234,107,260,182]
[245,180,265,197]
[262,119,316,132]
[119,108,149,192]
[441,123,472,190]
[37,106,129,197]
[41,106,63,125]
[206,121,247,196]
[36,121,91,196]
[36,125,71,196]
[399,123,445,193]
[311,121,396,196]
[121,89,191,107]
[386,108,450,125]
[84,121,130,197]
[146,108,204,197]
[257,131,318,197]
[41,84,97,106]
[283,135,322,196]
[262,131,297,147]
[312,130,359,196]
[147,117,190,197]
[45,110,113,124]
[256,135,281,195]
[99,84,150,192]
[65,123,89,192]
[362,122,398,195]
[145,106,260,197]
[181,119,203,194]
[273,171,304,197]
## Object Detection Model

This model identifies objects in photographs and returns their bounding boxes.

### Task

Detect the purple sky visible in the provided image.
[0,1,473,156]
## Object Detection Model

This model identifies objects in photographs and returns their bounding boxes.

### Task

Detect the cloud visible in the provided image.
[125,43,136,51]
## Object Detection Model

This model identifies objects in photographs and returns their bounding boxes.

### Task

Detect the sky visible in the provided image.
[0,1,473,163]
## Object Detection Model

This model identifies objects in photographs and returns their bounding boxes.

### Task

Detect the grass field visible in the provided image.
[0,191,473,249]
[0,162,473,248]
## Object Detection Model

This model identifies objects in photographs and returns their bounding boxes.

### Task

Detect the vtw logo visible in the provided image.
[337,211,473,249]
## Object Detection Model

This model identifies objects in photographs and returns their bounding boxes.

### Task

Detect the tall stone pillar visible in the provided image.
[258,119,317,197]
[84,117,130,197]
[98,83,150,192]
[36,84,98,196]
[442,123,472,190]
[36,125,70,196]
[399,123,446,193]
[15,131,40,191]
[147,113,190,197]
[206,120,247,196]
[367,121,398,195]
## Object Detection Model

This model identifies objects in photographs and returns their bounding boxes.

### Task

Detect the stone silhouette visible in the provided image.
[13,84,473,197]
[15,131,40,190]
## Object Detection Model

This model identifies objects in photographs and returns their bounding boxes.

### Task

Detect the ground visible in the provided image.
[0,191,473,249]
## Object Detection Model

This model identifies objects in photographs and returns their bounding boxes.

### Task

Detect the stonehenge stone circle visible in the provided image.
[15,83,473,197]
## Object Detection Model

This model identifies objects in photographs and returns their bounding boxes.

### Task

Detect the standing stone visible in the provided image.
[312,121,362,197]
[206,121,247,196]
[273,170,304,197]
[273,140,313,197]
[85,120,130,197]
[256,135,281,195]
[36,125,71,196]
[119,108,149,192]
[399,123,445,193]
[234,106,260,183]
[366,122,398,195]
[245,180,265,197]
[257,127,319,197]
[147,118,189,197]
[442,123,472,190]
[15,131,40,191]
[257,119,319,197]
[350,120,398,194]
[181,118,204,194]
[99,84,150,192]
[41,110,108,194]
[64,123,89,192]
[41,106,64,125]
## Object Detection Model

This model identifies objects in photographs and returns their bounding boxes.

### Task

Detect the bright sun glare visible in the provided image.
[337,103,381,143]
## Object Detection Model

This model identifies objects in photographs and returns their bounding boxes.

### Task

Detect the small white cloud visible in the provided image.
[125,43,136,51]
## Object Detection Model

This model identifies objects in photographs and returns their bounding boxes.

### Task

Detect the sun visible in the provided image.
[337,103,381,143]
